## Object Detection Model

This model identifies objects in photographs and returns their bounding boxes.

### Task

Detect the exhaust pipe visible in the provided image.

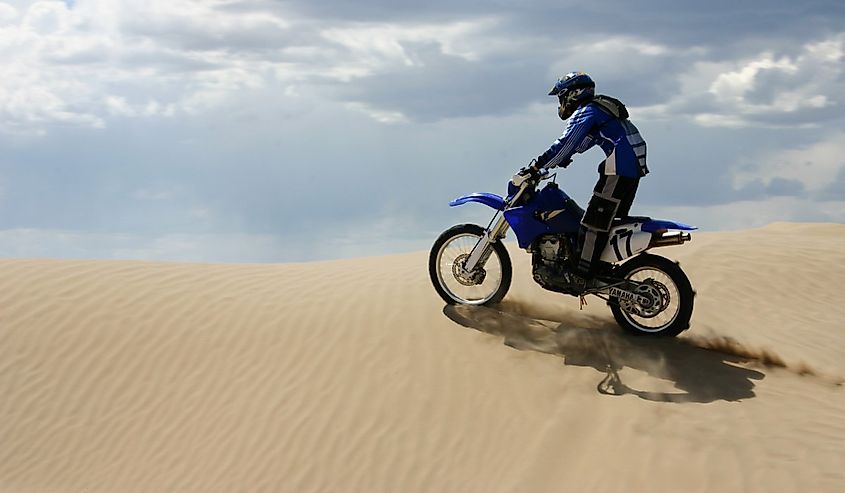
[649,232,691,248]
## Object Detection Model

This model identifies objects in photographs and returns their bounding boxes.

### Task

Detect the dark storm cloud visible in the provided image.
[44,0,845,127]
[272,0,844,47]
[272,0,842,27]
[328,43,544,121]
[260,0,845,126]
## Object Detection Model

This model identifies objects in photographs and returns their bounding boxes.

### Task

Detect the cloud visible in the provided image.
[0,2,18,24]
[650,196,845,232]
[0,213,436,262]
[321,19,492,65]
[640,33,845,128]
[0,0,843,264]
[2,0,842,135]
[300,17,552,122]
[733,131,845,194]
[113,1,295,55]
[0,0,301,134]
[0,2,512,133]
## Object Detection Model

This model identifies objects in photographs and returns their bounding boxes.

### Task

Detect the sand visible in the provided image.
[1,222,844,492]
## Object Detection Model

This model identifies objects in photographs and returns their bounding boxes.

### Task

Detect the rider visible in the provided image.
[527,71,649,286]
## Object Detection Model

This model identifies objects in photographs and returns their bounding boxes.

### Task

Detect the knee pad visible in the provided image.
[580,193,620,233]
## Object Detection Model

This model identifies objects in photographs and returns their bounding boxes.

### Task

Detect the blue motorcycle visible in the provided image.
[429,168,697,336]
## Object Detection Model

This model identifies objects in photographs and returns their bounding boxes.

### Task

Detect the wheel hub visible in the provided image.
[619,279,668,318]
[452,253,486,286]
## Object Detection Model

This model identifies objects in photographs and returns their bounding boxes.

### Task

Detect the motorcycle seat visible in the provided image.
[612,215,652,226]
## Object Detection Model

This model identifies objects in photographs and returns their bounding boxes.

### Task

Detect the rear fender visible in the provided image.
[449,193,505,211]
[642,219,697,232]
[600,224,652,263]
[600,219,696,263]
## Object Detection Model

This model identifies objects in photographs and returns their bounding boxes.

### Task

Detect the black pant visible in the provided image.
[577,174,640,275]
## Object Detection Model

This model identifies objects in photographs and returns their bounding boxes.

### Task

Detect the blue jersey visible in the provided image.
[538,100,649,178]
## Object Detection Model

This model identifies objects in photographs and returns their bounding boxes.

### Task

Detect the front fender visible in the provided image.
[449,193,505,211]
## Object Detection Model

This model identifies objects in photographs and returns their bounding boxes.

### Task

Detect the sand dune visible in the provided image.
[1,222,844,492]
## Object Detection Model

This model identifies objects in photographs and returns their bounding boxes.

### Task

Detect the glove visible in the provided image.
[537,156,572,170]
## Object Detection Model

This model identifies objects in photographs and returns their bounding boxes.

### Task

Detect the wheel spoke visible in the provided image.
[436,233,503,304]
[620,267,681,332]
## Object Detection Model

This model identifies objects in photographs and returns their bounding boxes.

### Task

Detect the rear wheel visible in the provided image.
[609,253,694,337]
[429,224,512,305]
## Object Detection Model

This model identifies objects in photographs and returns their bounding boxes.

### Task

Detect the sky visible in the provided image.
[0,0,843,262]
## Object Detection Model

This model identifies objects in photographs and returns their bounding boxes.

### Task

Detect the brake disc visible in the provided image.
[452,253,486,286]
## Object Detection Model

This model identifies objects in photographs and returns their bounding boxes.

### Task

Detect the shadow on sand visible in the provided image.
[444,304,766,403]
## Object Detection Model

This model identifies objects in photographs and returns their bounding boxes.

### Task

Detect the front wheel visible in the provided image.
[429,224,512,305]
[609,253,694,337]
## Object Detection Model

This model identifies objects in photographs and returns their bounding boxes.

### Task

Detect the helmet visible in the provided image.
[548,71,595,120]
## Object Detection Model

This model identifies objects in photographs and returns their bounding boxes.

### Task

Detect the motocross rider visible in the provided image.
[526,71,649,288]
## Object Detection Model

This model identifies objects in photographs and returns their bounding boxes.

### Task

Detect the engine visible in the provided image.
[531,234,578,293]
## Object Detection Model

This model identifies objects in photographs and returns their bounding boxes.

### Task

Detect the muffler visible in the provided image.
[649,232,691,248]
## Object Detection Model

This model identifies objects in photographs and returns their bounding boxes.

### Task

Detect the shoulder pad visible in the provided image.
[592,95,629,119]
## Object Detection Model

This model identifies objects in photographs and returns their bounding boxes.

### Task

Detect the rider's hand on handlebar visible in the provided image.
[525,159,545,177]
[521,166,539,178]
[512,162,543,187]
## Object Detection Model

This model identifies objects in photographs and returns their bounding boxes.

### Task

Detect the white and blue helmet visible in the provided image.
[549,71,595,120]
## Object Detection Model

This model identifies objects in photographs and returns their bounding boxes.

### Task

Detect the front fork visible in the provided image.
[462,212,510,274]
[461,178,529,275]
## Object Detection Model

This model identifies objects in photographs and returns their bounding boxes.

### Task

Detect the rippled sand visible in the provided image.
[1,222,843,492]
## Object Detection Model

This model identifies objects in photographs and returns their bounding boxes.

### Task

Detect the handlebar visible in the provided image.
[511,166,552,187]
[507,166,555,208]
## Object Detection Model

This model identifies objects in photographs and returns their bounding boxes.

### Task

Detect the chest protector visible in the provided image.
[592,95,629,119]
[591,95,649,177]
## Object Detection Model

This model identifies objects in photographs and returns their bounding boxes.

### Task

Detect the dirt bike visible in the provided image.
[429,168,696,337]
